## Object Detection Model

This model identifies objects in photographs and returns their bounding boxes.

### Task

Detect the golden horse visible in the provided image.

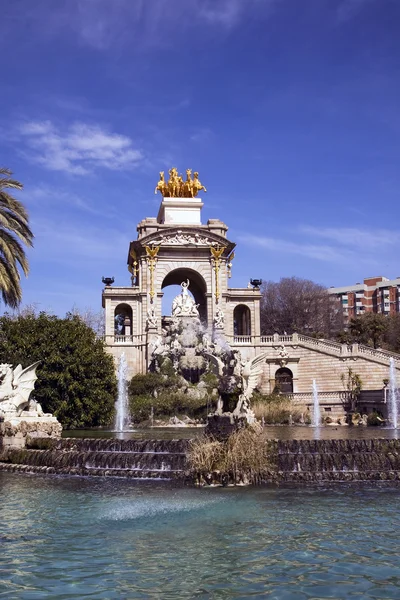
[183,168,195,197]
[154,171,168,196]
[167,167,180,197]
[192,172,207,196]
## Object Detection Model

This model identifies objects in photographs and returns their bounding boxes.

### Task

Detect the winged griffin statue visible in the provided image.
[204,350,266,420]
[233,354,266,417]
[0,362,41,417]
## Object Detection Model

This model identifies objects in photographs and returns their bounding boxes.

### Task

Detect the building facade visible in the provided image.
[328,276,400,322]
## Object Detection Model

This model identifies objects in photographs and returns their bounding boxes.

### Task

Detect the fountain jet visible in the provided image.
[115,353,130,431]
[388,357,398,429]
[312,379,321,427]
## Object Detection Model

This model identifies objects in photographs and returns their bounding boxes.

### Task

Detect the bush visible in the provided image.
[128,372,210,423]
[367,412,384,427]
[0,312,117,428]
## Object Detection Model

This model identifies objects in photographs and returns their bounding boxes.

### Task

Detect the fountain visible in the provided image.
[388,357,398,428]
[149,280,263,438]
[115,353,130,431]
[312,379,320,427]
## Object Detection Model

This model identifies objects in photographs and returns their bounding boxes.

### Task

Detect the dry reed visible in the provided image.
[188,427,274,484]
[252,398,309,424]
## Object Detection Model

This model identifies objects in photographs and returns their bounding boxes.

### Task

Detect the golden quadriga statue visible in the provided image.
[155,168,207,198]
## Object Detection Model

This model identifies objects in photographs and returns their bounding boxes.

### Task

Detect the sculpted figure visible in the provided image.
[214,306,225,329]
[183,169,194,197]
[0,361,41,416]
[192,172,207,195]
[154,171,168,197]
[167,167,180,197]
[155,168,206,198]
[233,354,266,416]
[146,305,157,328]
[172,280,200,318]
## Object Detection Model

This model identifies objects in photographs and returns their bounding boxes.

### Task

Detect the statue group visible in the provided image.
[155,168,206,198]
[172,280,200,318]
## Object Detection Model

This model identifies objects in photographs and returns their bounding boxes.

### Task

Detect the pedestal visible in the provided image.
[0,416,62,449]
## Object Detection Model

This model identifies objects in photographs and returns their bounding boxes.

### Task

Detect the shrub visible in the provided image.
[367,412,384,427]
[128,372,210,423]
[0,312,117,428]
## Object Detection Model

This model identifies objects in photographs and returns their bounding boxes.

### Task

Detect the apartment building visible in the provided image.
[327,276,400,322]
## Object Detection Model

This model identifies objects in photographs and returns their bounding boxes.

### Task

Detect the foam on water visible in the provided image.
[99,495,224,521]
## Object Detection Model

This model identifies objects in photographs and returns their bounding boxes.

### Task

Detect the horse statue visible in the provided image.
[192,172,207,196]
[183,169,194,197]
[154,171,168,197]
[167,167,180,197]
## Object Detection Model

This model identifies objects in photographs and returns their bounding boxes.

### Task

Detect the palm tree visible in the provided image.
[0,168,34,308]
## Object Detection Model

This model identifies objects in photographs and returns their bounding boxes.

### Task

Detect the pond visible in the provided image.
[63,425,400,441]
[1,473,400,599]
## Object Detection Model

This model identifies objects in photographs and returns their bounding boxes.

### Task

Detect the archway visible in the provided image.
[275,367,293,393]
[234,304,251,336]
[161,268,207,323]
[114,303,133,336]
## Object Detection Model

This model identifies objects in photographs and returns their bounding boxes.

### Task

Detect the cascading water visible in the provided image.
[388,357,398,429]
[115,353,131,431]
[312,379,321,427]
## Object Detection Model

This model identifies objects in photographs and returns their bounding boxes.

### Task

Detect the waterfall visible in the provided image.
[312,379,321,427]
[388,358,398,429]
[115,353,130,432]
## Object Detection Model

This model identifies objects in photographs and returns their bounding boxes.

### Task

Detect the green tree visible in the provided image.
[347,313,388,349]
[0,311,117,428]
[0,168,34,307]
[383,314,400,353]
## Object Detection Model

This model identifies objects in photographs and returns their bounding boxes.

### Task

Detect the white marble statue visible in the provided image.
[233,354,266,419]
[214,306,225,329]
[0,362,41,417]
[172,280,200,318]
[146,305,157,328]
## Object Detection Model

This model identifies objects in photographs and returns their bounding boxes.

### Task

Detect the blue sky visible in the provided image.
[1,0,400,316]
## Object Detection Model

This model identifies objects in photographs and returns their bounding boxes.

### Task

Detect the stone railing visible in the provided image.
[286,391,351,404]
[227,333,400,365]
[233,335,253,344]
[104,334,146,345]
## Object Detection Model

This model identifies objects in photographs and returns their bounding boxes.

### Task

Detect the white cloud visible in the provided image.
[238,234,358,263]
[32,217,128,264]
[5,0,276,51]
[190,127,214,143]
[300,226,400,249]
[18,120,143,175]
[27,184,120,219]
[238,223,400,267]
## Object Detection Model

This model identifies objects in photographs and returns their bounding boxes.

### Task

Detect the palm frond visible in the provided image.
[0,168,33,307]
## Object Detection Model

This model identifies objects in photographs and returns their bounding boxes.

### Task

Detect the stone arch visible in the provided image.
[114,303,133,335]
[161,268,208,322]
[275,367,293,393]
[234,304,251,336]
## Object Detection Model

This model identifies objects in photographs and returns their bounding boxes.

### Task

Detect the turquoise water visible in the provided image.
[1,474,400,599]
[63,425,400,441]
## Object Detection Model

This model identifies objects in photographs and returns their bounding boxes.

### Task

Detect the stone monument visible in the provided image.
[0,362,62,449]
